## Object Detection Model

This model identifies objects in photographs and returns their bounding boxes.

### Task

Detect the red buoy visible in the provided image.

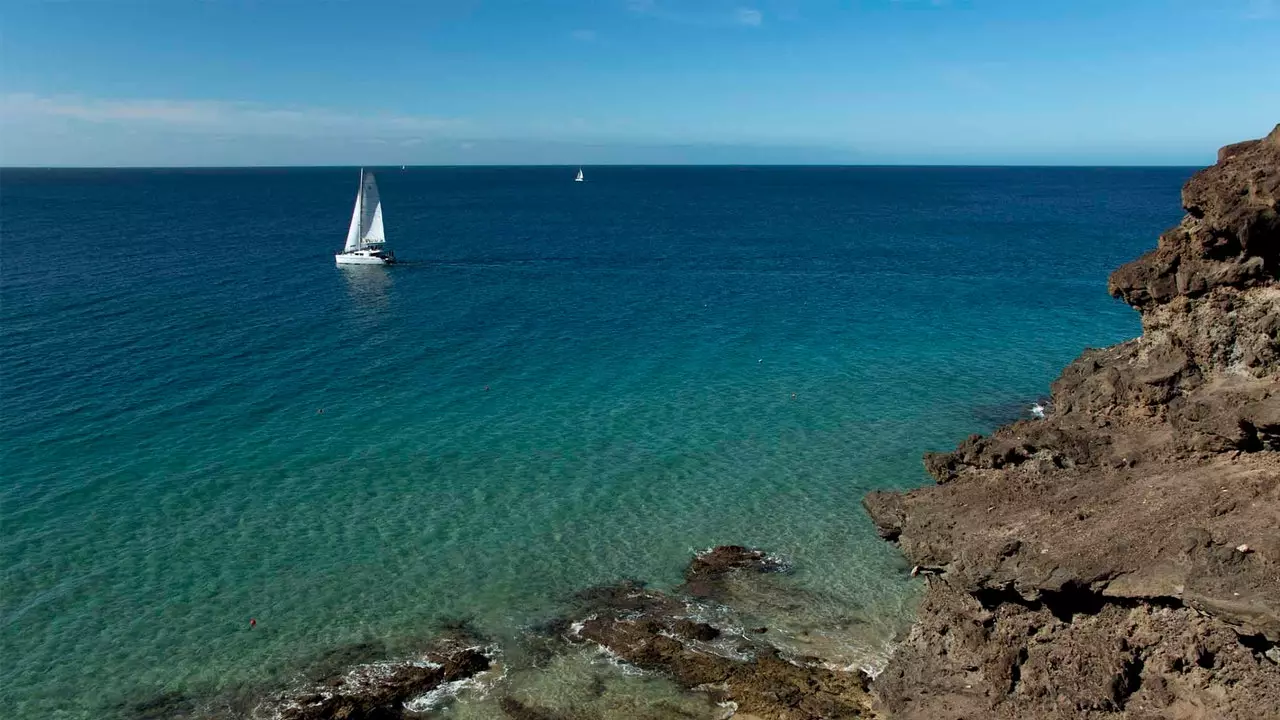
[249,618,257,628]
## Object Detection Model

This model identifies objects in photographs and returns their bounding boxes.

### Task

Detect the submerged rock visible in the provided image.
[682,545,790,599]
[118,691,200,720]
[866,125,1280,718]
[497,696,567,720]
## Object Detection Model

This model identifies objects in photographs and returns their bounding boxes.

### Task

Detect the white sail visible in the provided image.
[343,174,363,252]
[364,202,385,243]
[575,168,584,181]
[358,171,383,246]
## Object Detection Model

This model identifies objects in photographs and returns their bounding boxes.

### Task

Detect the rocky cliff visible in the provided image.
[864,125,1280,719]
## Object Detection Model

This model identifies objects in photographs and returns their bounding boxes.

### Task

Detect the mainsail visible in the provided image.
[343,170,386,252]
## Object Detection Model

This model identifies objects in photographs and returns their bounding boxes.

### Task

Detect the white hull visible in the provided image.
[336,251,394,266]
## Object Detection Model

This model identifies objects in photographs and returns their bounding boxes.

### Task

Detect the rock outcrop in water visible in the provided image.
[508,547,876,720]
[249,632,492,720]
[864,125,1280,719]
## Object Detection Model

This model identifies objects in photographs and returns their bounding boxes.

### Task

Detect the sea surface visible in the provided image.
[1,166,1190,718]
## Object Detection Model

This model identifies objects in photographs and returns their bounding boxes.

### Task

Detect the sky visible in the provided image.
[1,0,1278,166]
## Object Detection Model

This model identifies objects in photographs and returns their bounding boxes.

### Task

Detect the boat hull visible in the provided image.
[336,252,394,266]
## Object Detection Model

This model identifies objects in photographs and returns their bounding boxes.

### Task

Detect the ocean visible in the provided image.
[0,165,1189,718]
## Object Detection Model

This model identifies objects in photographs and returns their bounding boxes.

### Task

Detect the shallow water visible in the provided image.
[0,166,1188,718]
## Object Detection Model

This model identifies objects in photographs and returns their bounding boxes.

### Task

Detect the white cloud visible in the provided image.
[0,93,462,137]
[735,7,763,25]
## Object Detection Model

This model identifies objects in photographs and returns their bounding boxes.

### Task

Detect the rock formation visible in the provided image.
[864,125,1280,719]
[248,632,492,720]
[520,546,876,720]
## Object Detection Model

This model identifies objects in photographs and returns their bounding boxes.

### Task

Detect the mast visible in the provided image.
[358,168,364,252]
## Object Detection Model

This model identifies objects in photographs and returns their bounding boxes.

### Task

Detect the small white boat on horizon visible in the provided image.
[336,169,395,266]
[574,168,585,182]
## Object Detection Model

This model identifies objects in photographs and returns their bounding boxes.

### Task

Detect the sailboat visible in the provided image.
[574,168,585,182]
[336,169,396,266]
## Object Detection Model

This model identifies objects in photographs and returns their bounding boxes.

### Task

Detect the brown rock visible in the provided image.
[254,636,492,720]
[868,126,1280,719]
[557,549,874,719]
[1111,124,1280,310]
[681,545,788,598]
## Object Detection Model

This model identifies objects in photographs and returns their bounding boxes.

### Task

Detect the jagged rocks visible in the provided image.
[555,548,874,719]
[253,634,492,720]
[682,545,790,598]
[875,582,1280,720]
[1110,125,1280,310]
[867,126,1280,719]
[863,491,906,541]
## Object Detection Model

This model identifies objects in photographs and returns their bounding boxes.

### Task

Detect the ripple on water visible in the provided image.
[1,166,1180,718]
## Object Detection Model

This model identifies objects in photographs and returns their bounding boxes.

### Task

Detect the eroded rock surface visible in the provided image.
[251,632,492,720]
[682,545,790,599]
[865,125,1280,718]
[543,548,875,720]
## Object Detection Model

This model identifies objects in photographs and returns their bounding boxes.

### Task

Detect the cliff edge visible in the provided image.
[864,125,1280,719]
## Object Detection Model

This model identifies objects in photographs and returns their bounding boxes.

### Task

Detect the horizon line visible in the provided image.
[1,162,1203,170]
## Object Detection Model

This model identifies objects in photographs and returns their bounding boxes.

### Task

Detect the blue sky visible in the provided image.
[2,0,1277,166]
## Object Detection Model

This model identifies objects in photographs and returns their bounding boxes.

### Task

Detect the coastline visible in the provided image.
[12,159,1256,718]
[217,125,1280,720]
[866,125,1280,718]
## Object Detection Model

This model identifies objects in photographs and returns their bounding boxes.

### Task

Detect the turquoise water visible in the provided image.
[1,166,1187,717]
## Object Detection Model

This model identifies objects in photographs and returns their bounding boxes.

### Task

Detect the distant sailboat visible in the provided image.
[335,169,396,265]
[574,168,585,182]
[401,165,406,171]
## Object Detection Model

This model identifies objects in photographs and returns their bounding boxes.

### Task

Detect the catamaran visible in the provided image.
[574,168,585,182]
[336,169,395,265]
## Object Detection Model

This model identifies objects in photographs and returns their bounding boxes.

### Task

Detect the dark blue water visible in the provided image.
[0,166,1188,718]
